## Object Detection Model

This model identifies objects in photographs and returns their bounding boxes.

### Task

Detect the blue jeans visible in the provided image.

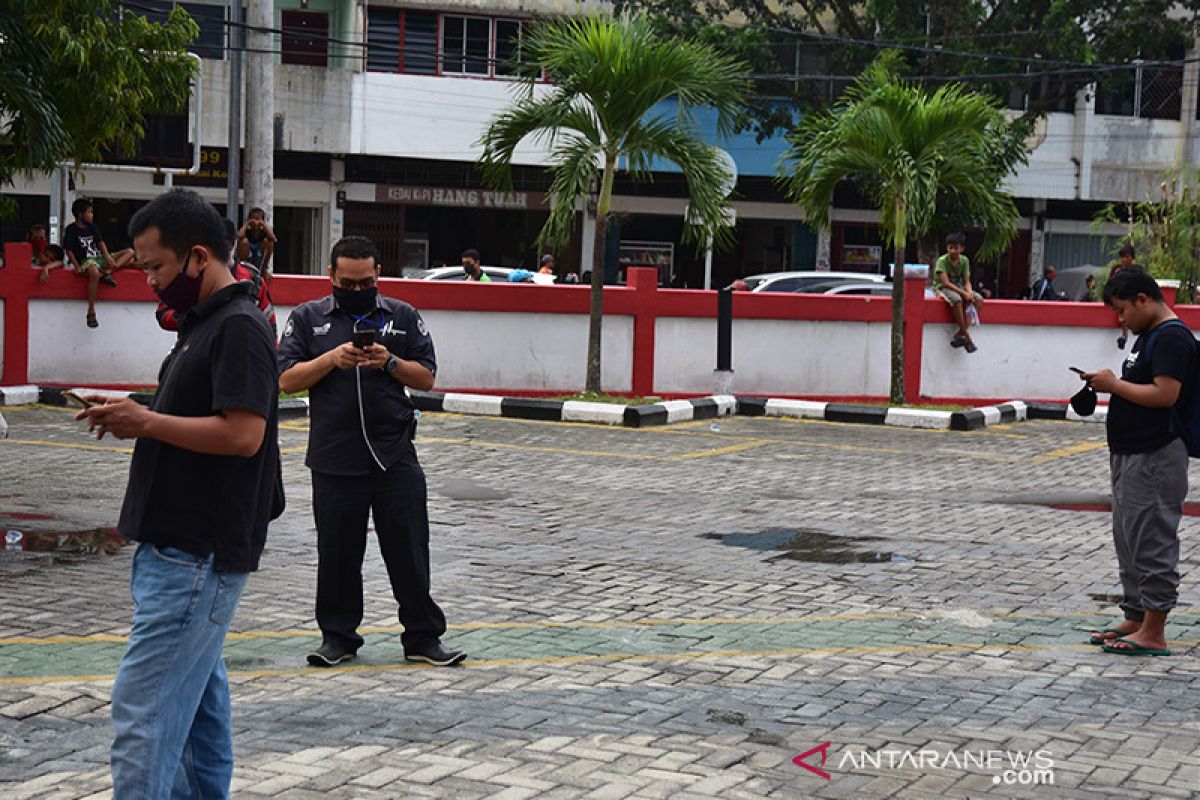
[111,543,248,799]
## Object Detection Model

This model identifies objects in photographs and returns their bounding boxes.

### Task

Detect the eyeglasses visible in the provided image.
[335,277,377,290]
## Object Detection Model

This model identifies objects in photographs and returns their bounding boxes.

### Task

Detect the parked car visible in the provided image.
[1053,265,1104,301]
[413,266,554,284]
[743,270,886,293]
[823,282,937,299]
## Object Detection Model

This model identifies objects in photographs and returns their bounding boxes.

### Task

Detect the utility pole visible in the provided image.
[226,0,243,224]
[244,0,274,222]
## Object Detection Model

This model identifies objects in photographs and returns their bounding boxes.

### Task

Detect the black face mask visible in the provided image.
[1070,385,1098,417]
[333,286,378,316]
[463,264,475,276]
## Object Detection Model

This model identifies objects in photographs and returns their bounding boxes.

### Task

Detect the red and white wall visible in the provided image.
[3,243,1191,403]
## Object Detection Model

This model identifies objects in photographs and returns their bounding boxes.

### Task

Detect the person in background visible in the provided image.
[1110,244,1138,348]
[62,198,137,328]
[37,244,68,283]
[28,224,50,265]
[1030,266,1063,301]
[237,207,277,277]
[538,254,556,276]
[932,232,983,353]
[461,248,490,281]
[1078,274,1099,303]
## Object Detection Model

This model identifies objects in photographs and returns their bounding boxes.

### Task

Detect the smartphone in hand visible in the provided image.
[352,330,376,350]
[62,390,94,409]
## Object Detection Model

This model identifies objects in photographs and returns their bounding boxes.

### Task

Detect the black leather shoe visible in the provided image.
[306,641,357,667]
[404,642,467,666]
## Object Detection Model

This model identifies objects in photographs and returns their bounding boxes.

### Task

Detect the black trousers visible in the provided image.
[311,454,446,652]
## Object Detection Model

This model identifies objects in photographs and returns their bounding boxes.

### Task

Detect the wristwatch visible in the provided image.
[382,354,399,375]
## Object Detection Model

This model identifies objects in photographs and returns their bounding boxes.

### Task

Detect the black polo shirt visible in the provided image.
[277,293,436,476]
[118,282,280,572]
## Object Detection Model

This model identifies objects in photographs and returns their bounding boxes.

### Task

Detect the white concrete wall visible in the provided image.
[920,323,1129,400]
[351,73,555,164]
[201,61,353,153]
[654,318,892,396]
[420,310,633,392]
[27,300,176,386]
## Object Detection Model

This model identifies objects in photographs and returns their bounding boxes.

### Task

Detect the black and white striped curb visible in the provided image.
[410,392,739,428]
[736,397,1031,431]
[1025,401,1108,424]
[3,384,1102,430]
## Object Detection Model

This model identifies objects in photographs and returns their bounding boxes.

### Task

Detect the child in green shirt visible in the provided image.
[932,232,983,353]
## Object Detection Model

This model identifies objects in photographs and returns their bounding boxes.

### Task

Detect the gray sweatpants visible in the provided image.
[1110,437,1188,620]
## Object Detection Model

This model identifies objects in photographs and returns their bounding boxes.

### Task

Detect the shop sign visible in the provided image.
[375,185,547,209]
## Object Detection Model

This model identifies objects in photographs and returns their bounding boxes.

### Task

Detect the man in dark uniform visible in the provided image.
[278,235,465,668]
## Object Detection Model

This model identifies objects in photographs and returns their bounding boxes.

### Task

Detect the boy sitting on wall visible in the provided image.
[932,232,983,354]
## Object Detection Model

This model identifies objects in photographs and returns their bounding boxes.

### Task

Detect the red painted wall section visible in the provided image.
[2,243,33,385]
[627,267,658,397]
[902,276,925,403]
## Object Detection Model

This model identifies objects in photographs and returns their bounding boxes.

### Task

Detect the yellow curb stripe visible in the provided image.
[1032,440,1108,463]
[667,440,774,460]
[0,438,134,454]
[2,639,1197,687]
[7,607,1197,647]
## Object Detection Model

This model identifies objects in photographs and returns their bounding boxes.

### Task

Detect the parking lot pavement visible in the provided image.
[1,405,1197,799]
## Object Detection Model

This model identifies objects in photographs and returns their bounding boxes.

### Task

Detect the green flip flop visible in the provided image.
[1087,628,1128,645]
[1101,638,1172,657]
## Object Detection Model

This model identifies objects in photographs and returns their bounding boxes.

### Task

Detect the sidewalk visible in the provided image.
[1,407,1196,798]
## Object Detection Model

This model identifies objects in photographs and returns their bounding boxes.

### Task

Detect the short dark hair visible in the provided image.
[1103,266,1162,304]
[44,244,64,260]
[71,198,92,218]
[30,223,45,233]
[1044,266,1056,277]
[945,232,966,247]
[128,189,230,263]
[461,248,480,261]
[222,217,237,249]
[1118,243,1136,258]
[329,236,379,271]
[248,207,266,218]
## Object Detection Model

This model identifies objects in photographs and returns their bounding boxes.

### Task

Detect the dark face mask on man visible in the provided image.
[333,285,378,316]
[156,253,204,315]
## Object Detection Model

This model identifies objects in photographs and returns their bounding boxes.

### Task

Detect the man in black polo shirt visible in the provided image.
[278,235,465,668]
[76,190,280,797]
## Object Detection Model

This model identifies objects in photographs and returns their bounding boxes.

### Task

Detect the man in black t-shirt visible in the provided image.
[1081,268,1190,657]
[279,236,465,669]
[76,190,280,797]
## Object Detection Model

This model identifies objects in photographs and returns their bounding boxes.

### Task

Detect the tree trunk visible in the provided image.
[585,208,607,393]
[890,242,906,405]
[585,155,617,394]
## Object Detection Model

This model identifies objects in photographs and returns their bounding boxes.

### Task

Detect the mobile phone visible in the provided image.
[1068,366,1086,375]
[62,390,94,409]
[352,330,376,349]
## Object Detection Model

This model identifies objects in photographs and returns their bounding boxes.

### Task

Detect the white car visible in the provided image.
[412,266,554,285]
[743,270,886,293]
[824,282,937,299]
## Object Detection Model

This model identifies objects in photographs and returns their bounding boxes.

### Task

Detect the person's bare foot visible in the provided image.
[1104,631,1169,652]
[1089,620,1140,644]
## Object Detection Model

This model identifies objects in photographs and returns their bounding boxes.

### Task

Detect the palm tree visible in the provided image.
[479,12,749,393]
[779,56,1020,404]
